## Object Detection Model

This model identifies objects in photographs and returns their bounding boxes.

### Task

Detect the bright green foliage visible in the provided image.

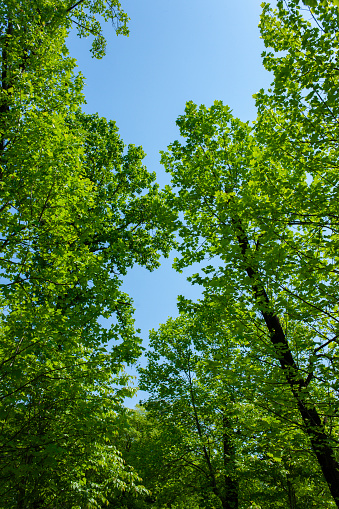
[0,1,175,506]
[107,406,200,509]
[255,0,339,424]
[302,0,339,8]
[138,311,335,508]
[139,314,239,509]
[95,406,203,508]
[157,0,339,505]
[0,0,129,63]
[64,0,130,58]
[161,94,339,504]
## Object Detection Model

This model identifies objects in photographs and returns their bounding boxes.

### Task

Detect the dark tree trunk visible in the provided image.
[287,478,297,509]
[221,414,238,509]
[232,219,339,507]
[17,487,25,509]
[188,369,220,498]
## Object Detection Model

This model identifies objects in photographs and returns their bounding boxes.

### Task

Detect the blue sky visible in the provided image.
[66,0,273,405]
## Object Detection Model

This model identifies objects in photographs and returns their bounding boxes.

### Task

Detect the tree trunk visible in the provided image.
[232,219,339,507]
[188,369,220,498]
[17,486,25,509]
[287,478,297,509]
[221,414,238,509]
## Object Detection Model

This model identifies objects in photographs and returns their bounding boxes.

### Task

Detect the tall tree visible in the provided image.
[161,94,339,505]
[139,314,239,509]
[139,308,335,508]
[0,0,175,506]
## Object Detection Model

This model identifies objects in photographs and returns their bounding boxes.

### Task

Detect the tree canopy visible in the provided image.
[138,311,335,508]
[156,0,339,505]
[0,0,175,506]
[2,0,339,507]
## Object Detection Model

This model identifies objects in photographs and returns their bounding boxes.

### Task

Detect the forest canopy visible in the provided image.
[1,0,339,508]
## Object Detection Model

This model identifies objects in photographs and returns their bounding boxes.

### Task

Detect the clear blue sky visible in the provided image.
[66,0,273,405]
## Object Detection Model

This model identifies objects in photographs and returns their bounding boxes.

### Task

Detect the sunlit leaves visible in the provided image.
[160,7,339,497]
[0,1,175,506]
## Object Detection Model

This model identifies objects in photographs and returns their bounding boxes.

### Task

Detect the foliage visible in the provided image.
[0,0,175,506]
[111,404,226,509]
[159,1,339,498]
[64,0,130,58]
[302,0,339,8]
[138,311,335,508]
[0,0,129,63]
[152,0,339,505]
[3,0,339,507]
[161,91,339,502]
[139,315,238,509]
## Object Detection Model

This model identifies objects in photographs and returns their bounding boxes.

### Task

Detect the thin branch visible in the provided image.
[66,0,85,13]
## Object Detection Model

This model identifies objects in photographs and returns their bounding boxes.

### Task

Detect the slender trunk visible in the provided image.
[187,367,220,500]
[17,487,25,509]
[287,478,297,509]
[17,451,31,509]
[221,414,238,509]
[232,219,339,507]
